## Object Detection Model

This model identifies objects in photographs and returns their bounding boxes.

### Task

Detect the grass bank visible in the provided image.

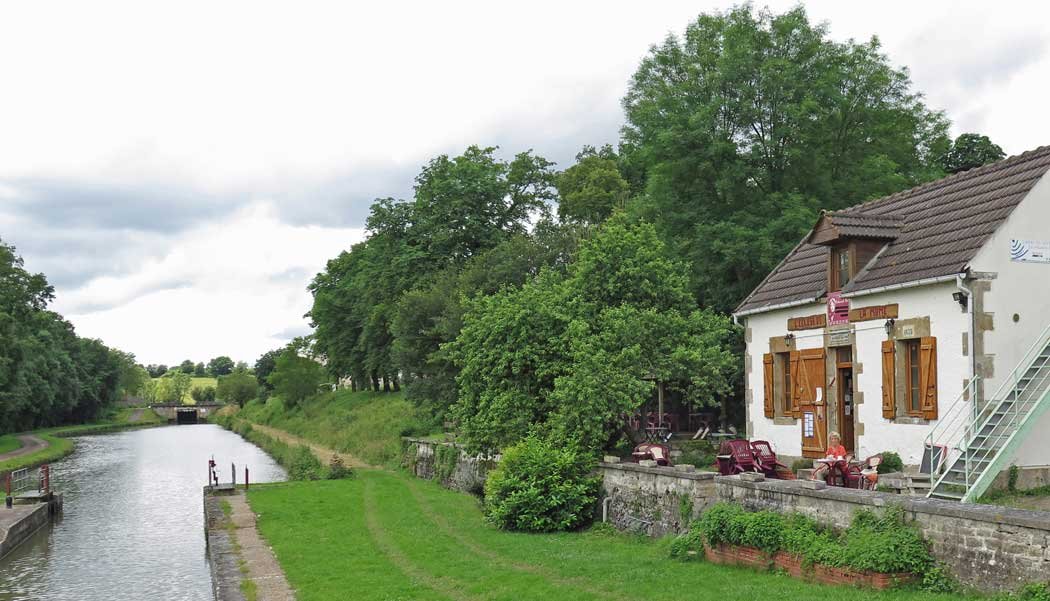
[0,435,21,455]
[231,390,435,467]
[0,407,165,472]
[247,470,972,601]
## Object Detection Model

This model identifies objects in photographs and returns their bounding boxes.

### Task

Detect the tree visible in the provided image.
[145,364,168,378]
[207,356,235,377]
[254,348,283,389]
[166,370,193,404]
[451,217,737,456]
[556,146,629,224]
[939,133,1005,174]
[621,5,951,311]
[190,385,216,404]
[179,359,195,374]
[216,371,257,408]
[267,350,326,408]
[194,362,207,377]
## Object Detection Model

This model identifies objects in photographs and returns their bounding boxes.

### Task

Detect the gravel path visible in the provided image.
[0,434,47,463]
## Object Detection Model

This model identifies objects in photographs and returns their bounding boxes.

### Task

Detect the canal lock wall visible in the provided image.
[0,494,63,560]
[402,438,497,495]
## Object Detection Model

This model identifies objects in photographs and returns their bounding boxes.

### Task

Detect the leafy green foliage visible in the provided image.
[287,445,326,481]
[452,217,737,455]
[483,436,601,532]
[267,351,326,407]
[621,5,953,312]
[939,133,1005,174]
[217,371,258,408]
[878,451,904,474]
[254,348,282,389]
[556,145,629,224]
[208,356,235,377]
[693,503,938,581]
[191,385,217,404]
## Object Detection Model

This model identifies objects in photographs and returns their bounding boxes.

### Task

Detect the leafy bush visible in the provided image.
[483,436,600,532]
[1013,583,1050,601]
[287,445,325,480]
[841,507,931,574]
[739,511,784,553]
[790,458,813,472]
[669,526,705,561]
[191,385,216,404]
[696,502,746,547]
[327,455,352,480]
[877,451,903,474]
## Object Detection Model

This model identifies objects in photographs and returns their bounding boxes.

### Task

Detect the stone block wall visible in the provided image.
[598,462,717,537]
[716,476,1050,592]
[403,438,497,495]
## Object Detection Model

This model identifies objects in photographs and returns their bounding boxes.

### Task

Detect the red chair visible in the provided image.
[841,455,882,489]
[716,439,759,475]
[751,440,795,480]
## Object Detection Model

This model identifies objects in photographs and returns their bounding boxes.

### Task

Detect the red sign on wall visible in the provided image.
[827,292,850,326]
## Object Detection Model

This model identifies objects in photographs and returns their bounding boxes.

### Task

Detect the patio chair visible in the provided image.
[751,440,795,480]
[716,439,759,476]
[841,454,882,490]
[631,443,673,466]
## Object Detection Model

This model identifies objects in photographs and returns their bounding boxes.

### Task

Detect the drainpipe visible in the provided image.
[602,497,613,523]
[956,274,977,412]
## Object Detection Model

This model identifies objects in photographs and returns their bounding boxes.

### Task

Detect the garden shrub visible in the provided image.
[287,444,325,480]
[483,436,600,532]
[327,455,352,480]
[696,502,745,547]
[669,525,705,561]
[877,451,904,474]
[841,507,931,574]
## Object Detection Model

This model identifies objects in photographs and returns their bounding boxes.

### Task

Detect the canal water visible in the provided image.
[0,424,286,601]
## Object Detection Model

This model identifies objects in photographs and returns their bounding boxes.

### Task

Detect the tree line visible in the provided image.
[303,6,1005,456]
[0,240,147,432]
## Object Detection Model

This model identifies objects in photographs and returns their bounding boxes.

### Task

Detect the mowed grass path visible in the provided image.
[248,471,972,601]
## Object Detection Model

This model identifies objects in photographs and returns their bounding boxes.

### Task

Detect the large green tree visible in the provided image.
[939,133,1005,174]
[621,5,952,311]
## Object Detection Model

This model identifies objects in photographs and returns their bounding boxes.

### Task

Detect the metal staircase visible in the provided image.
[926,322,1050,503]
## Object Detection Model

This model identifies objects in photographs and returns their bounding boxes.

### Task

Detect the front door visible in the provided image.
[837,346,855,453]
[793,348,827,458]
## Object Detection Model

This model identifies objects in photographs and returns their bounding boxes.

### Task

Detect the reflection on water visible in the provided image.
[0,424,285,601]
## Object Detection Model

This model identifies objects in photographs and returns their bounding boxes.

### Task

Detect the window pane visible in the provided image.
[838,249,850,287]
[908,341,920,412]
[782,356,791,411]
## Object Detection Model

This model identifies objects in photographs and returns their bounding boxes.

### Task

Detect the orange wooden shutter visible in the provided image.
[789,351,801,417]
[920,336,938,420]
[762,354,775,418]
[881,340,896,419]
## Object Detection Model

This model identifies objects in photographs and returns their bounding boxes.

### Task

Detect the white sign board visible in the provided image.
[1010,239,1050,263]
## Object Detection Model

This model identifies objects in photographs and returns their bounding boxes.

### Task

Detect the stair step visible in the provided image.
[930,490,965,500]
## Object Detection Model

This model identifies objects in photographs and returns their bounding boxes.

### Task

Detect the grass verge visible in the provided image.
[232,390,435,467]
[0,435,21,455]
[0,407,166,472]
[246,470,974,601]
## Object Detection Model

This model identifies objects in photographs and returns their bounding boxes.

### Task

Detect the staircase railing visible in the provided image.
[923,376,981,475]
[928,320,1050,502]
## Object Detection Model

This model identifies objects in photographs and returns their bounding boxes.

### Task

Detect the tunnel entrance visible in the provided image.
[175,408,199,424]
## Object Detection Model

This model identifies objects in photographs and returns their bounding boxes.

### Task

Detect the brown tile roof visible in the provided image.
[735,146,1050,315]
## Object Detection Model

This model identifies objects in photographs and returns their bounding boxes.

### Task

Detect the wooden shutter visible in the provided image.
[789,351,801,417]
[881,340,896,419]
[762,353,775,418]
[920,336,938,420]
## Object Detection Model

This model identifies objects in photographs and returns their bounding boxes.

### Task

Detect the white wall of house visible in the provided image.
[743,281,968,466]
[969,171,1050,467]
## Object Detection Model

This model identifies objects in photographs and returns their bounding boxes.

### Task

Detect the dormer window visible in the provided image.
[808,210,903,294]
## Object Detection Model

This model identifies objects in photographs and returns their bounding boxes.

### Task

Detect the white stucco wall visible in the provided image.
[969,171,1050,467]
[743,281,968,466]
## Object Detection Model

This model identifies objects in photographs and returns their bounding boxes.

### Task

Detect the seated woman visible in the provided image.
[809,431,849,481]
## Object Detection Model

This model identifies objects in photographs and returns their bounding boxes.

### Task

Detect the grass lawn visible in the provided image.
[235,390,435,467]
[248,470,973,601]
[0,434,22,455]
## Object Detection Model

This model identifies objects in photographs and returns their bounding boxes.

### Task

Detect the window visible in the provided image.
[905,339,921,415]
[830,245,851,291]
[780,352,792,414]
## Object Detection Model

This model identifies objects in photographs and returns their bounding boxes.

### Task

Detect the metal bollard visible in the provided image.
[244,466,249,490]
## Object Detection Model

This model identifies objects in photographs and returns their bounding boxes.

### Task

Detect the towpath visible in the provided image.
[249,423,373,469]
[0,435,47,463]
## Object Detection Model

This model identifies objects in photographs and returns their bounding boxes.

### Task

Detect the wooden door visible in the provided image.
[794,348,827,458]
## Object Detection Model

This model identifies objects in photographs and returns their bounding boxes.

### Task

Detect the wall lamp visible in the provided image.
[783,333,795,345]
[952,291,969,309]
[884,318,896,335]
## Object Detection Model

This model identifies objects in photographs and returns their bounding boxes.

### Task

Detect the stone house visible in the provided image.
[732,146,1050,501]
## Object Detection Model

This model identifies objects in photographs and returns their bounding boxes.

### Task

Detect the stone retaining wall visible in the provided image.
[717,475,1050,592]
[0,497,60,560]
[597,461,717,537]
[403,438,497,495]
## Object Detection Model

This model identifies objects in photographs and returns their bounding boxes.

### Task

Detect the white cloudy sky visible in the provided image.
[2,0,1048,366]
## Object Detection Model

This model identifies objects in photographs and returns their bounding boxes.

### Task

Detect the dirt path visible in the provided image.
[0,435,47,463]
[249,423,373,469]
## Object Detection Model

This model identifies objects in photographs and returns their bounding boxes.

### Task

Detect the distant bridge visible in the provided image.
[149,403,224,424]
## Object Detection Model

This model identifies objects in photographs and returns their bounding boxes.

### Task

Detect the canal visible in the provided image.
[0,424,286,601]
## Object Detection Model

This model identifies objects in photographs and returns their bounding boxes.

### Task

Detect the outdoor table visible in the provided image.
[816,458,862,487]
